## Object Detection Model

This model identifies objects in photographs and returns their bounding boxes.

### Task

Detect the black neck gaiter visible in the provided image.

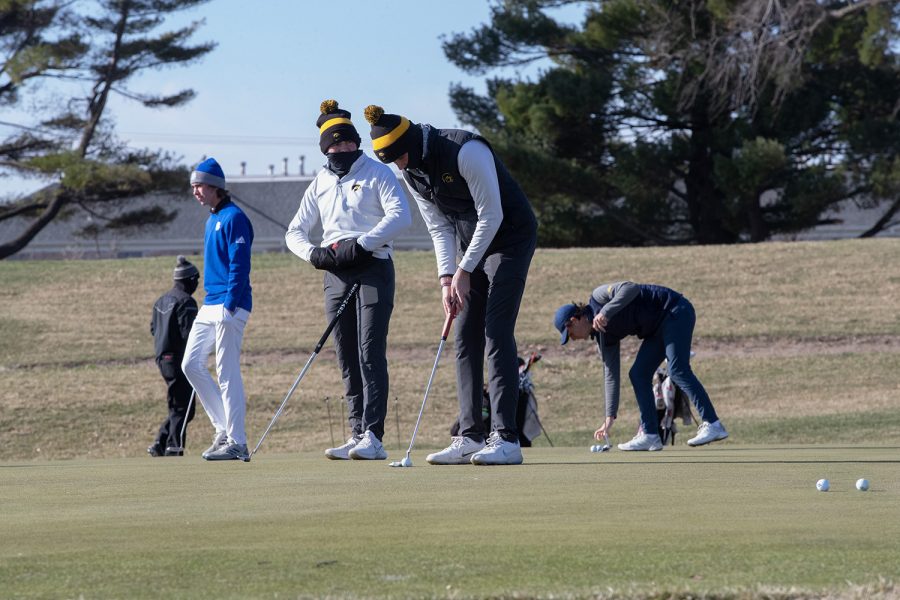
[326,150,363,177]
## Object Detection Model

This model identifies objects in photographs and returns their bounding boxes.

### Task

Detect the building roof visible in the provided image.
[0,175,432,259]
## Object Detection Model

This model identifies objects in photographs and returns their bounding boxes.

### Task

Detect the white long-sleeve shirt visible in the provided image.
[285,153,412,261]
[407,138,504,276]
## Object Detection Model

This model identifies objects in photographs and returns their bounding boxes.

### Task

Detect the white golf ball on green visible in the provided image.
[816,478,829,492]
[856,478,869,491]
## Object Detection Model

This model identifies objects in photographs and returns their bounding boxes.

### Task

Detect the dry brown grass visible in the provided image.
[2,238,899,460]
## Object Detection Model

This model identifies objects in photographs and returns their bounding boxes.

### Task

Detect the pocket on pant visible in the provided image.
[158,355,178,380]
[359,284,379,305]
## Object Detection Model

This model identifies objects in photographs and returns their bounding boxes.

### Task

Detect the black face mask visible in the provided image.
[326,150,362,177]
[176,276,199,296]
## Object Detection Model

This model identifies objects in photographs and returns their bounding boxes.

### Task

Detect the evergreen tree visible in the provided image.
[0,0,214,259]
[444,0,899,245]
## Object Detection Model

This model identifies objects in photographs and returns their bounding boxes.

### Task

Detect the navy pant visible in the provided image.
[629,298,719,435]
[324,258,394,441]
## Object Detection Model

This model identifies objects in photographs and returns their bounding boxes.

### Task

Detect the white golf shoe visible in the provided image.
[204,442,250,462]
[426,436,485,465]
[471,432,523,465]
[348,431,387,460]
[201,430,228,459]
[687,420,729,446]
[617,432,663,451]
[325,434,362,460]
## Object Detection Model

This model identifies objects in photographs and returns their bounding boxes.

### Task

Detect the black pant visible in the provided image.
[456,236,536,443]
[324,258,395,441]
[153,353,196,452]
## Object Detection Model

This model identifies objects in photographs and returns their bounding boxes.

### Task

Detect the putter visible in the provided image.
[389,311,455,468]
[325,396,335,448]
[251,281,360,458]
[176,389,196,454]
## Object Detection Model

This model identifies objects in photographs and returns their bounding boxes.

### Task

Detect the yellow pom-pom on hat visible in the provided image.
[315,99,360,154]
[364,104,413,164]
[320,99,339,115]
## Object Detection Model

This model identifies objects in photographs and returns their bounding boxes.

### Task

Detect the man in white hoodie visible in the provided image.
[285,100,411,461]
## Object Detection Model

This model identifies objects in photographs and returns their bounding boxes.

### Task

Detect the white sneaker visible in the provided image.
[325,434,362,460]
[617,432,663,451]
[426,436,485,465]
[348,431,387,460]
[687,420,729,446]
[471,432,523,465]
[204,442,250,462]
[201,430,228,459]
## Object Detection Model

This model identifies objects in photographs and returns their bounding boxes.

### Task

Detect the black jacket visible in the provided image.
[151,287,198,360]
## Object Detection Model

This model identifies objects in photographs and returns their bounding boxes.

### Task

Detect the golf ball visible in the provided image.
[856,478,869,491]
[816,478,829,492]
[401,457,412,467]
[590,445,600,453]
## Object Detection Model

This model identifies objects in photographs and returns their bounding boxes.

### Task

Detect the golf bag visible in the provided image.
[652,363,694,445]
[450,355,546,446]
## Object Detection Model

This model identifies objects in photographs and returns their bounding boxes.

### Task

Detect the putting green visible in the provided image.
[1,445,898,598]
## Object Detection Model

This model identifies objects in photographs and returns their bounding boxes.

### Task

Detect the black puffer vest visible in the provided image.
[403,125,536,256]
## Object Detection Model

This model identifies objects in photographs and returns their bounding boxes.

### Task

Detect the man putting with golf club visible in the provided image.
[365,104,537,466]
[286,100,411,461]
[182,158,254,462]
[554,282,728,451]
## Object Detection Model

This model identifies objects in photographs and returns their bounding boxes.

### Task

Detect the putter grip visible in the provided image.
[440,311,454,340]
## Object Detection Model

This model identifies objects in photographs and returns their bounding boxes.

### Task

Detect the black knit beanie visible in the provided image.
[317,100,361,154]
[173,255,199,280]
[364,105,417,164]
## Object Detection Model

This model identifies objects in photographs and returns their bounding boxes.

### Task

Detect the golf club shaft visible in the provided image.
[405,312,454,458]
[251,281,360,457]
[179,389,196,451]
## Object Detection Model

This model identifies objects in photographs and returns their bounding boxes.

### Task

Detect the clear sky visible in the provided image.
[106,0,540,179]
[1,1,585,196]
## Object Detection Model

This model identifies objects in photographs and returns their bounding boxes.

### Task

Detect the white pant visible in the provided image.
[181,304,250,445]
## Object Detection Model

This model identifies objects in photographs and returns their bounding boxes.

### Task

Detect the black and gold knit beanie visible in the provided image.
[364,105,416,164]
[317,99,361,154]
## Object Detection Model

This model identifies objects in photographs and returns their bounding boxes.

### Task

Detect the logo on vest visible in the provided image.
[442,173,454,184]
[236,236,246,244]
[352,183,361,192]
[215,222,221,231]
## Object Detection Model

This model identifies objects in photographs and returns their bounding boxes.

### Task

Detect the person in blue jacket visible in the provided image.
[181,158,254,462]
[554,282,728,451]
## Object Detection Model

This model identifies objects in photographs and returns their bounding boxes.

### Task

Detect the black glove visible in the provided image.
[309,246,339,271]
[333,238,375,269]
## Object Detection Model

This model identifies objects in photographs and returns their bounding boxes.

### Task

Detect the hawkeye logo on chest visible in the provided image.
[442,173,454,184]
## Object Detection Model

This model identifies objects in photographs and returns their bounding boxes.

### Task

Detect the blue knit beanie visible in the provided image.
[190,158,226,189]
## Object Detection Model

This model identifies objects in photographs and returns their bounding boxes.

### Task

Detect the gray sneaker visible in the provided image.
[348,431,387,460]
[325,434,362,460]
[201,430,228,459]
[204,442,250,462]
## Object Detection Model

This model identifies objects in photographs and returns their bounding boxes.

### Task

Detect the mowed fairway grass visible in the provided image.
[3,447,899,599]
[2,239,900,598]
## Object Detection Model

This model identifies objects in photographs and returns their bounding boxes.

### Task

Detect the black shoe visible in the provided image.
[147,444,163,457]
[164,447,184,456]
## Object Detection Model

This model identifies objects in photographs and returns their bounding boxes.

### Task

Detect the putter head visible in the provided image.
[389,461,402,468]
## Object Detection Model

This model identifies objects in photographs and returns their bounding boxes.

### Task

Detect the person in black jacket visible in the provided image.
[554,282,728,452]
[364,105,537,466]
[148,256,200,457]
